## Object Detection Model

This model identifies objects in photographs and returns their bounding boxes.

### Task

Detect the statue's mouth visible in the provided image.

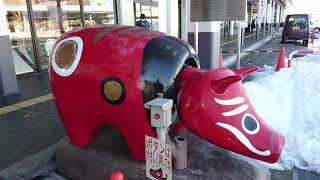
[216,122,271,156]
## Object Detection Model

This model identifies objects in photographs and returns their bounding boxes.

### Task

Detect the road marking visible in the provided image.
[221,31,265,46]
[0,94,53,115]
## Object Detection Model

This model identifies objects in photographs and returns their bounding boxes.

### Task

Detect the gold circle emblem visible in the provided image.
[103,80,123,101]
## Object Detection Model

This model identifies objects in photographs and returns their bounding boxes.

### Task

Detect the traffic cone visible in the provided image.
[275,47,285,72]
[110,171,124,180]
[219,48,224,68]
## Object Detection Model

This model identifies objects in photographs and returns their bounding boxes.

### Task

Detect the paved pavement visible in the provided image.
[0,73,65,170]
[246,38,309,67]
[221,29,273,61]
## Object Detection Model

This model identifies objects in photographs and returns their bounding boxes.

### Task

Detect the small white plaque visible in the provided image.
[145,135,172,180]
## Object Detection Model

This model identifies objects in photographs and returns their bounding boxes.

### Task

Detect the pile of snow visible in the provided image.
[244,59,320,172]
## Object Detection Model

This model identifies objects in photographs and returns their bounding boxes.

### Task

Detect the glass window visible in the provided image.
[31,0,82,70]
[134,3,158,30]
[4,0,36,74]
[121,0,134,25]
[150,5,158,30]
[4,0,116,73]
[83,0,115,26]
[287,15,308,30]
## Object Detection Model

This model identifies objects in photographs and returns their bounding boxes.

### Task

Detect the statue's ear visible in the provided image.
[211,76,242,94]
[234,66,259,79]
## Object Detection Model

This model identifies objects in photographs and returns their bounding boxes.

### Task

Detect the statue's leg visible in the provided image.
[62,113,100,147]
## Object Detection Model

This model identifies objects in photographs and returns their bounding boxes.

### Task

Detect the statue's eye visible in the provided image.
[51,36,83,77]
[242,113,260,135]
[55,41,78,69]
[157,172,161,176]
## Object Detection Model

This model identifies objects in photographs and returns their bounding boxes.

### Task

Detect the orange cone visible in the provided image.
[219,48,224,68]
[275,47,285,72]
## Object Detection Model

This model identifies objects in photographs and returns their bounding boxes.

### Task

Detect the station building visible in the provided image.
[1,0,290,75]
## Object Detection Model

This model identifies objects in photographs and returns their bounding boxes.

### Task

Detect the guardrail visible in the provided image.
[287,49,320,68]
[288,49,320,60]
[222,50,281,54]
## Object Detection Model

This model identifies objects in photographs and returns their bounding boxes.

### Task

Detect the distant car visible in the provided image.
[282,14,310,46]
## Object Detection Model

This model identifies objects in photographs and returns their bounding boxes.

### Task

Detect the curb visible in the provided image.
[224,36,273,67]
[0,143,61,180]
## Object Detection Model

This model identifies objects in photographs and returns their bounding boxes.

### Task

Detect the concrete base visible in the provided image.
[0,35,19,96]
[56,127,270,180]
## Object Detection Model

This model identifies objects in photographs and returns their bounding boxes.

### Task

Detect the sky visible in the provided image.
[286,0,320,17]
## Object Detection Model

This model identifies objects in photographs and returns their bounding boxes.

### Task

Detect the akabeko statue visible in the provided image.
[49,25,285,163]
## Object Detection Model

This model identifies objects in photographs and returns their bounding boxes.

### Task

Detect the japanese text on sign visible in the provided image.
[145,135,172,180]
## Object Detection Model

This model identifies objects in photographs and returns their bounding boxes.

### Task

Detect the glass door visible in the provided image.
[4,0,36,74]
[31,0,82,70]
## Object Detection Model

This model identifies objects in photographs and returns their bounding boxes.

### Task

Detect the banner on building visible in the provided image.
[276,4,280,23]
[257,0,268,24]
[190,0,247,21]
[267,4,273,23]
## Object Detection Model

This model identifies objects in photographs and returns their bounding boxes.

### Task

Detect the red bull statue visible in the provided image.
[49,25,285,163]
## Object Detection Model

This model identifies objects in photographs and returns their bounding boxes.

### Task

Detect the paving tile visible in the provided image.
[0,73,51,107]
[0,103,64,170]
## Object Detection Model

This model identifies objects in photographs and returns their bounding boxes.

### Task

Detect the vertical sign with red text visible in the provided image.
[145,135,172,180]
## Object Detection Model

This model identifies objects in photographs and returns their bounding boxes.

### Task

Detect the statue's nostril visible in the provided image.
[244,116,258,131]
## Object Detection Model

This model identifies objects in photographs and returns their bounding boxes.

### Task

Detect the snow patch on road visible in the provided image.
[244,60,320,173]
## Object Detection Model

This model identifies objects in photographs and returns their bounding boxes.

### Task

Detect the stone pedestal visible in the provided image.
[56,127,270,180]
[0,35,19,96]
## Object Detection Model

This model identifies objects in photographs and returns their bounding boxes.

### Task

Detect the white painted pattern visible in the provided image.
[216,122,271,156]
[215,97,245,106]
[51,36,83,77]
[222,104,249,117]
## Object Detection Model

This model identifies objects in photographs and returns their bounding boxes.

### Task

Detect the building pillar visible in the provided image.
[188,22,220,69]
[229,21,234,36]
[180,0,189,41]
[118,0,134,25]
[271,0,275,34]
[0,0,19,96]
[158,0,179,37]
[276,4,280,29]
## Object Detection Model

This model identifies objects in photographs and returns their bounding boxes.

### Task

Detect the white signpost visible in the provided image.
[257,0,267,24]
[267,4,273,24]
[145,135,172,180]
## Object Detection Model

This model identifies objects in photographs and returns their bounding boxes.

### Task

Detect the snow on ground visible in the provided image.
[244,57,320,173]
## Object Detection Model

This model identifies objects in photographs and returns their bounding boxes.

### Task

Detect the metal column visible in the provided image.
[79,0,85,26]
[237,21,242,69]
[26,0,41,72]
[194,22,199,53]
